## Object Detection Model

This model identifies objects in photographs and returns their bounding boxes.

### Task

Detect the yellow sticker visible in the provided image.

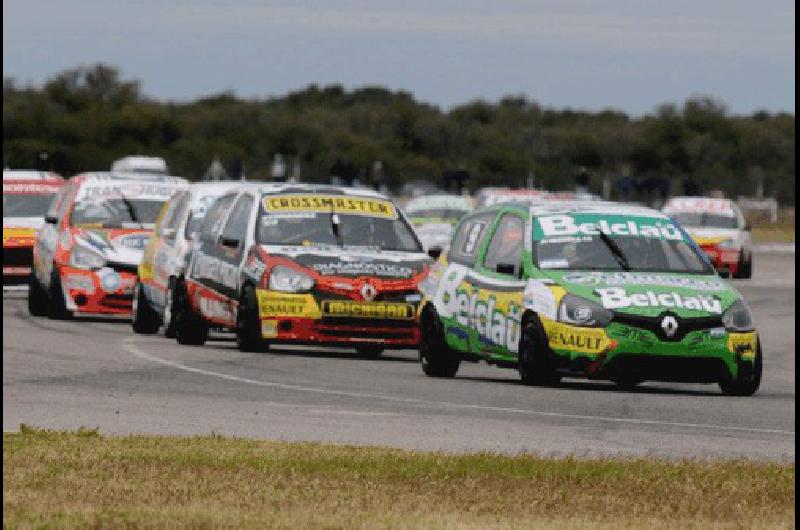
[262,195,397,218]
[693,236,726,246]
[256,290,321,318]
[3,228,36,244]
[542,319,613,355]
[321,300,414,320]
[261,320,278,338]
[727,332,757,358]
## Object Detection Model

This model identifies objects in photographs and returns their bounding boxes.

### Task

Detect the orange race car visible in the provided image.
[28,172,187,318]
[3,170,65,288]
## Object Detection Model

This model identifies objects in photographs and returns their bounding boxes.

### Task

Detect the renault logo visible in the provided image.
[661,315,679,338]
[360,283,377,302]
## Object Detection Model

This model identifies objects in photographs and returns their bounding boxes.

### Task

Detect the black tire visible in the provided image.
[47,270,71,320]
[611,376,644,391]
[418,305,460,378]
[173,280,208,346]
[132,281,161,334]
[733,252,753,279]
[719,339,762,396]
[236,284,268,353]
[162,278,178,339]
[518,313,561,386]
[28,274,48,317]
[356,345,384,359]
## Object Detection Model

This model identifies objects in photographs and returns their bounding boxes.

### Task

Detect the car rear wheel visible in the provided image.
[28,274,48,317]
[132,281,160,334]
[518,313,561,386]
[236,284,268,353]
[47,270,71,320]
[719,339,762,396]
[419,305,460,377]
[356,345,384,359]
[174,280,208,346]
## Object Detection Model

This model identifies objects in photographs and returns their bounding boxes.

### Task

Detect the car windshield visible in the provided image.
[3,194,55,217]
[407,208,470,222]
[669,212,738,229]
[532,214,714,274]
[256,195,422,252]
[71,198,167,228]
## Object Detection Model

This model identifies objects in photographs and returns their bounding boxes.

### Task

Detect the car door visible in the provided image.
[217,193,255,302]
[469,212,527,357]
[150,191,191,307]
[430,210,498,355]
[189,192,238,299]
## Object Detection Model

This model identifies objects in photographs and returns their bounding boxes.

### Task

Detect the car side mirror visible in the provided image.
[496,263,516,275]
[427,246,442,260]
[221,236,240,248]
[45,215,58,224]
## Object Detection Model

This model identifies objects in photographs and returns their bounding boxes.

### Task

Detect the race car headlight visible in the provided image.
[69,244,106,270]
[717,238,737,249]
[722,299,755,332]
[558,294,612,328]
[268,265,314,292]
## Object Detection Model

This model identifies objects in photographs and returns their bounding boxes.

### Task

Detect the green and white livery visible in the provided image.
[418,201,761,396]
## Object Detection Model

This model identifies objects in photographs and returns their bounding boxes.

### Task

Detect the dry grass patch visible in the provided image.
[3,427,795,529]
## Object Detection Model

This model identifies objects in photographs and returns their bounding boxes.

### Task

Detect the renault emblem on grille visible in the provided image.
[661,315,679,338]
[361,283,377,302]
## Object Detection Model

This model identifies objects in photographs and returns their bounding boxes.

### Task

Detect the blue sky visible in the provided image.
[3,0,795,116]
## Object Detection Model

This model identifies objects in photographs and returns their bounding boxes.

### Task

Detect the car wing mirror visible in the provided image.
[427,246,442,260]
[496,263,516,275]
[221,236,240,248]
[45,215,58,224]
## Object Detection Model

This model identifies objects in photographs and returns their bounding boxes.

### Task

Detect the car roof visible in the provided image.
[527,200,669,218]
[405,194,473,210]
[249,182,391,200]
[3,170,63,181]
[72,172,188,185]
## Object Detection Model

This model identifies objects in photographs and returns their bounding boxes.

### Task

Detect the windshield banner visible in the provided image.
[534,214,683,241]
[263,195,397,219]
[3,182,62,194]
[77,183,181,202]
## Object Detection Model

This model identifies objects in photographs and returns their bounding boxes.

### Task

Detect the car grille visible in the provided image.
[107,261,138,274]
[612,312,723,342]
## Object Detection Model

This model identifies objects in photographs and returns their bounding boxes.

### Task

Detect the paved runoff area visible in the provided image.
[3,252,794,460]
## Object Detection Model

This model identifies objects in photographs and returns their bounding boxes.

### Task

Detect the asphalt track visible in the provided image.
[3,252,795,460]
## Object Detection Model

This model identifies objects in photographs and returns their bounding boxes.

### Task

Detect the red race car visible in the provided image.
[29,172,187,318]
[171,184,432,357]
[3,170,65,288]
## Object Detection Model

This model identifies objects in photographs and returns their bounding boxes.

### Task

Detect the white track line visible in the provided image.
[122,338,794,437]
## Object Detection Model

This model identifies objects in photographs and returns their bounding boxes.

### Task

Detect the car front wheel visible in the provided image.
[419,305,460,378]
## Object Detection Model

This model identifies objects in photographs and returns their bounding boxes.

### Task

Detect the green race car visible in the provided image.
[417,201,762,396]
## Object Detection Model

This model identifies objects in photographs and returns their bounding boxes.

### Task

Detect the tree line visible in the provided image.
[3,64,795,204]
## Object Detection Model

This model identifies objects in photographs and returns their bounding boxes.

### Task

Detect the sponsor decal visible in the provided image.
[114,233,150,250]
[535,214,683,241]
[562,272,726,291]
[192,253,239,288]
[3,228,37,246]
[263,195,396,219]
[450,286,522,351]
[727,332,757,358]
[321,300,414,319]
[596,287,722,314]
[256,291,320,318]
[78,183,179,201]
[3,182,61,194]
[311,261,413,278]
[541,320,613,354]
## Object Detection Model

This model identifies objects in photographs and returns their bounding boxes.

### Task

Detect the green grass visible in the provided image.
[3,427,795,529]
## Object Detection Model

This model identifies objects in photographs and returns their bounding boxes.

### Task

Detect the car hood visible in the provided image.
[260,244,430,279]
[538,269,740,318]
[74,228,153,266]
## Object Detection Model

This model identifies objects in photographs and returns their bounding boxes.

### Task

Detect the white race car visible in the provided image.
[663,196,753,278]
[404,194,473,253]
